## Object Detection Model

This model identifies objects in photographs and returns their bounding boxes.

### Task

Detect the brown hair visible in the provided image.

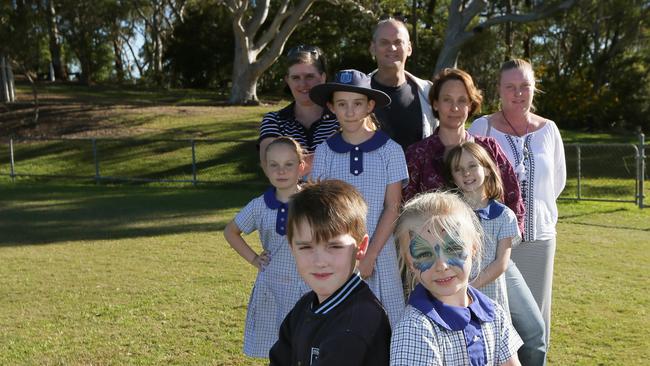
[429,68,483,119]
[264,136,304,163]
[287,179,367,245]
[285,45,327,75]
[444,141,504,201]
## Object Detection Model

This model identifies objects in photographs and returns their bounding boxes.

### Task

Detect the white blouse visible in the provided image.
[469,116,566,241]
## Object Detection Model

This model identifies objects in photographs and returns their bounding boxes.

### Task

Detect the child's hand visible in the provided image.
[358,256,376,279]
[251,250,271,271]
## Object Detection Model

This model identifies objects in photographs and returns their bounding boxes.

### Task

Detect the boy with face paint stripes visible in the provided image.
[390,191,522,366]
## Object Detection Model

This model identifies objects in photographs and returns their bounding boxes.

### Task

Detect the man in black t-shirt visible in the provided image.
[369,19,437,151]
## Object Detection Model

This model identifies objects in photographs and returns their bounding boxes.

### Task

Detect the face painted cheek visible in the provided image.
[442,233,469,270]
[446,255,467,270]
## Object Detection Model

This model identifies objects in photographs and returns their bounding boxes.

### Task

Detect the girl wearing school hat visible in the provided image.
[309,69,408,327]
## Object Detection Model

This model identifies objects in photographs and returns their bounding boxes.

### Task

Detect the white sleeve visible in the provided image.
[468,116,489,136]
[551,122,566,198]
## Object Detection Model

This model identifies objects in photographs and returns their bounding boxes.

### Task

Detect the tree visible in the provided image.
[434,0,576,74]
[132,0,187,86]
[221,0,323,105]
[44,0,67,80]
[57,0,117,85]
[165,2,234,88]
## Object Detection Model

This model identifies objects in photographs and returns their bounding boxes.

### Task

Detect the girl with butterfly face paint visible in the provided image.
[390,191,522,366]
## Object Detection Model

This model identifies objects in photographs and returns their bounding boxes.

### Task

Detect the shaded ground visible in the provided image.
[0,81,282,139]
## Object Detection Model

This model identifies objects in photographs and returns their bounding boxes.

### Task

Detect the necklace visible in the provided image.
[501,111,530,137]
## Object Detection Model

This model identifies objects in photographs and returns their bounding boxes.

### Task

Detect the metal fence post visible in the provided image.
[638,132,645,208]
[92,138,100,184]
[191,139,197,186]
[576,145,582,200]
[9,138,15,182]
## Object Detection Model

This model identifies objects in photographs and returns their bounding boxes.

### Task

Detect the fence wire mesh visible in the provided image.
[1,137,647,207]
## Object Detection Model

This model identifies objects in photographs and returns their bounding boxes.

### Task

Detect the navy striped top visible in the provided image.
[258,102,339,153]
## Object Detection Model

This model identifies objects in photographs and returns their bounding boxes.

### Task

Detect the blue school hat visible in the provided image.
[309,69,391,108]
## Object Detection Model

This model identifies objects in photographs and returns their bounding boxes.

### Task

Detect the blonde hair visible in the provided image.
[287,179,367,245]
[265,136,305,163]
[444,142,504,201]
[499,58,540,110]
[395,191,483,290]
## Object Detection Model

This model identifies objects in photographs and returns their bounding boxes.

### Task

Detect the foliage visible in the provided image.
[533,0,650,132]
[165,1,234,88]
[56,0,121,84]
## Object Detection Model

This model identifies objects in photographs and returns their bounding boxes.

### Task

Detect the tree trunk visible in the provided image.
[46,0,67,80]
[0,55,16,103]
[434,41,462,73]
[229,71,260,105]
[225,0,317,105]
[113,37,125,83]
[229,42,261,105]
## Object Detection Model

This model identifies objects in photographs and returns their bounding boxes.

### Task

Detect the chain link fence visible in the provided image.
[0,137,265,188]
[1,135,647,207]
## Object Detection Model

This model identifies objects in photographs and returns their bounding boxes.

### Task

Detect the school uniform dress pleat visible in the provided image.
[235,187,311,357]
[311,131,408,327]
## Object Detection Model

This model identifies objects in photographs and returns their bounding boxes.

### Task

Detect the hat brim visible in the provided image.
[309,83,391,109]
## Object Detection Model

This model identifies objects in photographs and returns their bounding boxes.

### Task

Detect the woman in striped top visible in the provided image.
[258,45,339,176]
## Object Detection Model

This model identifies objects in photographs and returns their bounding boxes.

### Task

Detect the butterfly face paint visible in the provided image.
[409,231,469,273]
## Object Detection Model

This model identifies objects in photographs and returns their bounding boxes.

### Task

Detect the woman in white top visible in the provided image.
[469,59,566,365]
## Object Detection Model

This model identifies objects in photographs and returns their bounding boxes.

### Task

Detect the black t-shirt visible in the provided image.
[371,76,423,151]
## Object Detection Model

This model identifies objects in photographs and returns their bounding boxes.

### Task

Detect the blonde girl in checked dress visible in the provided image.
[223,137,310,358]
[391,191,522,365]
[308,69,408,327]
[444,141,521,316]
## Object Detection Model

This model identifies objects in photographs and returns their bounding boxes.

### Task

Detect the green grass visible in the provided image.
[0,184,267,366]
[1,184,649,365]
[2,84,649,364]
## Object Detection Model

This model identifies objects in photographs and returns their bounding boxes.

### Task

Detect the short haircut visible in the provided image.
[395,191,483,287]
[444,141,504,201]
[287,179,367,245]
[265,136,304,162]
[429,68,483,119]
[372,18,410,42]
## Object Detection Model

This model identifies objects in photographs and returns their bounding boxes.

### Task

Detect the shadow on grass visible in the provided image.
[0,185,260,246]
[560,207,628,219]
[561,220,650,232]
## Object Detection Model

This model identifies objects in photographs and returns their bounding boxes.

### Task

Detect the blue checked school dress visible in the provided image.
[390,284,523,365]
[234,187,310,358]
[472,200,521,316]
[311,130,408,327]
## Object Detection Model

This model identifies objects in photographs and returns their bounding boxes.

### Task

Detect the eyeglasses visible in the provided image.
[287,44,320,58]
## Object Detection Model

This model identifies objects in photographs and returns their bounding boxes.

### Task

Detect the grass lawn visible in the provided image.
[2,84,649,364]
[1,183,649,365]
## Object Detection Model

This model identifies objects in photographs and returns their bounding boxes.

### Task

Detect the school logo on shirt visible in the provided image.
[310,347,319,365]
